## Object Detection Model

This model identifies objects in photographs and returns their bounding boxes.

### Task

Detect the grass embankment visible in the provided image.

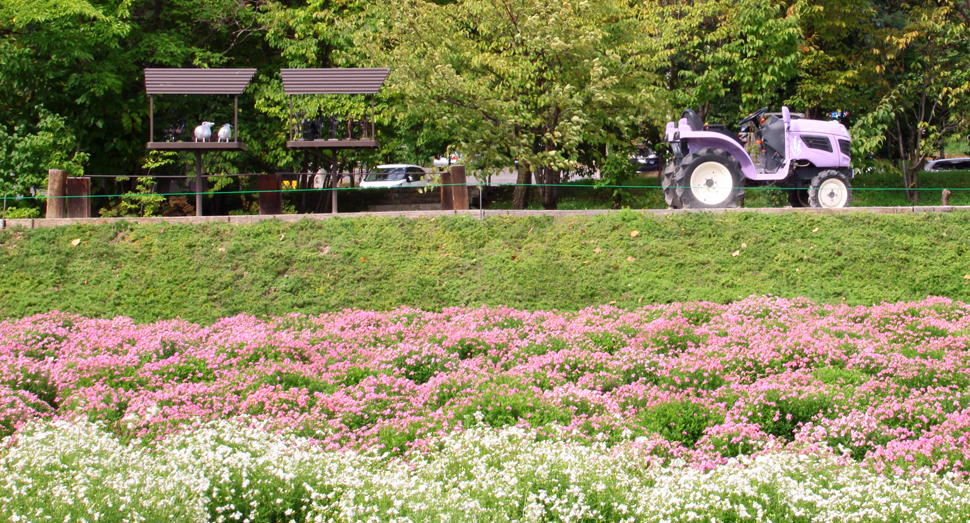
[2,211,969,323]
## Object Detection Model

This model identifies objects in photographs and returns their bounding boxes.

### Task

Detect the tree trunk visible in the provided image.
[902,159,920,204]
[512,163,532,209]
[537,166,560,210]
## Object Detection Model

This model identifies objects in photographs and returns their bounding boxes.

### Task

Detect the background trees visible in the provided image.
[860,0,970,203]
[360,0,667,209]
[0,0,967,211]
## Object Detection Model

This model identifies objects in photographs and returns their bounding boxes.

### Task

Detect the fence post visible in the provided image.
[259,173,283,215]
[450,165,468,210]
[67,177,91,218]
[440,169,454,210]
[46,169,67,219]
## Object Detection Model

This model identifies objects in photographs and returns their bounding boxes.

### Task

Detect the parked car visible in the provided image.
[630,144,659,172]
[359,164,428,188]
[925,158,970,172]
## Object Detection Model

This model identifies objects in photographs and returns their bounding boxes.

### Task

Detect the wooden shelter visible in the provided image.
[278,68,390,214]
[144,68,257,215]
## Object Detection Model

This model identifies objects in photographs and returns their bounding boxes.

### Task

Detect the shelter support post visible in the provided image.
[331,150,338,214]
[149,95,154,143]
[195,151,203,217]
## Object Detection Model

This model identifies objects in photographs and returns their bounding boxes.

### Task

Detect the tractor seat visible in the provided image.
[683,109,743,145]
[683,109,704,132]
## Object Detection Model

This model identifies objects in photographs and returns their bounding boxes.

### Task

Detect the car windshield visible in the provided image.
[363,168,408,182]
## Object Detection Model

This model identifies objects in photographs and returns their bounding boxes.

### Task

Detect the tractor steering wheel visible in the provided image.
[737,107,769,128]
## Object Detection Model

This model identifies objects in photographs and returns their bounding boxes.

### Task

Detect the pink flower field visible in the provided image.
[3,296,970,476]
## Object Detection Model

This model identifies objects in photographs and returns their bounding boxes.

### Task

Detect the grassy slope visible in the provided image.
[2,211,969,324]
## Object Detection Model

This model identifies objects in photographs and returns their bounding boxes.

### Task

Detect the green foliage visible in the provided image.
[848,1,970,203]
[595,150,640,209]
[0,108,89,196]
[638,400,723,448]
[393,350,447,385]
[454,379,572,430]
[787,0,882,116]
[98,152,174,217]
[3,204,40,219]
[652,0,801,122]
[363,0,667,208]
[745,389,837,441]
[4,212,970,323]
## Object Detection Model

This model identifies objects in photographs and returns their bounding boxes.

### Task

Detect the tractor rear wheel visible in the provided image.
[674,148,745,209]
[787,187,810,207]
[662,162,682,209]
[809,170,853,208]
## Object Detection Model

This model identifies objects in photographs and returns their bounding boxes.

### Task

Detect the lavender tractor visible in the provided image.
[662,106,854,209]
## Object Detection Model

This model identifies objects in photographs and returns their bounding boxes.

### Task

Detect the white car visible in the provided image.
[359,164,428,188]
[925,158,970,172]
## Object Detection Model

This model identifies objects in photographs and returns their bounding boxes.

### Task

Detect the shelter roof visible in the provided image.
[144,68,257,95]
[281,68,391,95]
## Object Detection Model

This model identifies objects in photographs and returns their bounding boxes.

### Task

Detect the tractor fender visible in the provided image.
[679,130,758,181]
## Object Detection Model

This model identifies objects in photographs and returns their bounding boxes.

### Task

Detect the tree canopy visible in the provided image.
[0,0,967,209]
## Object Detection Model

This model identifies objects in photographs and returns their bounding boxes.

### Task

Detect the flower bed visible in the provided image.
[3,419,969,523]
[2,296,970,479]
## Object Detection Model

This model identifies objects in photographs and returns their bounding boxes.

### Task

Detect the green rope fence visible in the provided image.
[2,183,968,201]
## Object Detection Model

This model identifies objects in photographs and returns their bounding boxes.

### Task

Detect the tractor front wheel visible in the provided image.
[809,170,853,208]
[674,148,745,209]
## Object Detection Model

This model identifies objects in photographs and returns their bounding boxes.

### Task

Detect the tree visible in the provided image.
[0,0,277,190]
[0,108,88,197]
[361,0,667,209]
[651,0,802,124]
[851,0,970,203]
[786,0,883,119]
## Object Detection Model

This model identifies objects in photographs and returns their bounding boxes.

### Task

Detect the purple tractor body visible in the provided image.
[662,106,854,208]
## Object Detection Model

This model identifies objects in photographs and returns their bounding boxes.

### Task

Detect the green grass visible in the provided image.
[3,210,970,324]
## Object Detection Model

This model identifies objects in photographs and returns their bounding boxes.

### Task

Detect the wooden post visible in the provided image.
[46,169,67,219]
[149,95,154,143]
[440,169,454,210]
[259,173,283,215]
[451,165,469,210]
[66,177,91,218]
[331,150,338,214]
[194,151,203,216]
